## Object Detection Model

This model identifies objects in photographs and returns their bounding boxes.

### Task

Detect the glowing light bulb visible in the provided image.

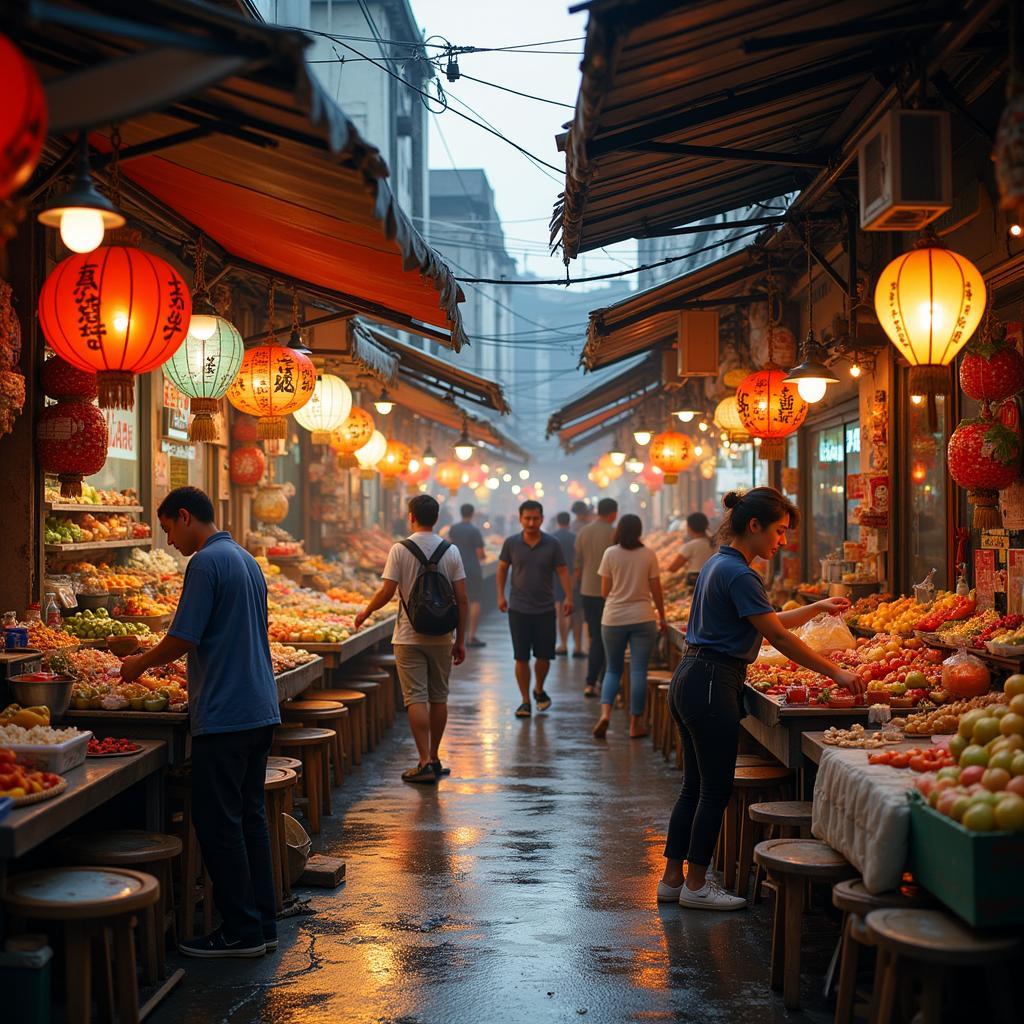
[454,443,474,462]
[519,469,530,480]
[1011,223,1023,238]
[502,473,512,483]
[754,437,763,447]
[559,473,568,482]
[796,378,829,404]
[910,394,925,406]
[675,411,695,423]
[486,477,499,490]
[374,399,394,416]
[113,312,129,333]
[629,482,640,493]
[758,400,768,412]
[609,450,626,467]
[849,362,862,379]
[694,445,703,457]
[59,208,105,254]
[698,420,709,432]
[633,430,651,446]
[914,301,948,335]
[722,439,730,450]
[511,484,521,495]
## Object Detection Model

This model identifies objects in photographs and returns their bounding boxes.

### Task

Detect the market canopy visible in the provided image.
[546,355,659,437]
[22,0,468,349]
[553,0,983,258]
[582,247,762,370]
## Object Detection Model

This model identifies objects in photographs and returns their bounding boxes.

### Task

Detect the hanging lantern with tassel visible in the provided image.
[293,373,352,444]
[649,430,694,485]
[434,460,464,495]
[948,411,1022,529]
[330,406,375,467]
[377,438,411,488]
[37,400,108,497]
[735,367,808,460]
[713,394,751,443]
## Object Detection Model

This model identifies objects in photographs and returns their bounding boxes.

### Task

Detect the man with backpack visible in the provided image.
[354,495,468,783]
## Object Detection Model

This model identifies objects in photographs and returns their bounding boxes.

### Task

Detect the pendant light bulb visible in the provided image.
[910,394,925,406]
[796,378,829,404]
[632,429,652,446]
[454,442,475,462]
[609,449,626,467]
[188,312,219,341]
[675,410,696,423]
[59,208,105,254]
[374,388,394,416]
[849,361,862,379]
[698,419,709,433]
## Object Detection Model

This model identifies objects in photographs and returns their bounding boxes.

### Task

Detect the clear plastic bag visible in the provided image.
[796,612,857,652]
[941,647,991,697]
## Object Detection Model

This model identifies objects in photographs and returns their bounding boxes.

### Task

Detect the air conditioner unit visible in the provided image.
[858,109,952,231]
[676,310,719,377]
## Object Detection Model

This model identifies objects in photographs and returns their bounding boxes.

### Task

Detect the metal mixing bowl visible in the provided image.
[7,675,76,720]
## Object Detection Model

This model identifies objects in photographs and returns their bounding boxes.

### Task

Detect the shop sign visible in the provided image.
[975,549,997,610]
[105,407,136,461]
[162,380,190,440]
[818,432,844,463]
[981,530,1009,551]
[160,439,194,461]
[169,456,190,490]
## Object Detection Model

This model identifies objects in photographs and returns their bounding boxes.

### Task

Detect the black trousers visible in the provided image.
[663,655,745,866]
[581,595,606,685]
[191,724,277,943]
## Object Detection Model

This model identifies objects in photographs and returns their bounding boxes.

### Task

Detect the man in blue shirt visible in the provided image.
[121,486,279,959]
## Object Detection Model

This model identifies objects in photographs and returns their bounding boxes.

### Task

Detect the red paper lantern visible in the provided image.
[639,463,664,491]
[377,439,411,488]
[330,407,375,467]
[229,444,266,487]
[231,415,260,444]
[958,332,1024,406]
[948,412,1022,529]
[435,460,464,495]
[226,344,316,439]
[40,354,98,401]
[403,459,431,487]
[649,431,694,485]
[0,34,46,201]
[735,366,808,460]
[36,400,108,497]
[38,245,191,409]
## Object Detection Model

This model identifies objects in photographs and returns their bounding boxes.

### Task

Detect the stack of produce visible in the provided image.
[44,484,140,506]
[120,595,174,617]
[903,692,1009,735]
[26,621,78,650]
[331,526,396,571]
[933,608,1001,644]
[972,614,1024,649]
[0,722,83,746]
[126,548,181,577]
[853,593,952,636]
[266,575,394,645]
[269,643,318,673]
[63,608,152,640]
[844,593,894,627]
[0,747,64,799]
[913,592,976,634]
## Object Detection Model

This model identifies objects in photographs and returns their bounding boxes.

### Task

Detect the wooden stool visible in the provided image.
[754,838,857,1010]
[831,879,935,1024]
[866,907,1021,1024]
[267,755,303,776]
[645,671,673,730]
[314,689,367,766]
[54,830,181,987]
[352,655,398,726]
[264,766,298,911]
[272,727,334,835]
[4,867,160,1024]
[724,765,792,895]
[165,774,213,941]
[340,679,384,749]
[747,800,813,903]
[281,699,349,792]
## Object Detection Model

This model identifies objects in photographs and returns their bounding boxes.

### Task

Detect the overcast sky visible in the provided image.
[411,0,637,286]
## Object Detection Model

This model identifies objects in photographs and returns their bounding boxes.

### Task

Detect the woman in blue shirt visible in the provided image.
[658,488,863,911]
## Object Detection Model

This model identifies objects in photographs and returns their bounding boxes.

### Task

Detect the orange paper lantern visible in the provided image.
[735,366,808,460]
[639,463,664,491]
[226,344,316,439]
[38,245,191,409]
[329,407,375,467]
[596,452,624,481]
[377,438,411,488]
[435,460,464,495]
[649,431,694,485]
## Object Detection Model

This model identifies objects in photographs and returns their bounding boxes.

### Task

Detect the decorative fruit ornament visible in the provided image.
[226,344,316,439]
[649,431,694,484]
[330,406,375,467]
[229,444,265,488]
[435,460,464,495]
[37,400,108,497]
[253,483,289,524]
[41,354,97,401]
[231,415,259,444]
[948,414,1022,529]
[958,309,1024,407]
[37,239,192,409]
[0,33,47,201]
[735,366,808,460]
[873,230,986,397]
[293,373,352,444]
[377,439,411,488]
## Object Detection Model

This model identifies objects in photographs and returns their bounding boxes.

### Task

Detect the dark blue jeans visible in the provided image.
[663,655,745,866]
[191,724,277,943]
[600,620,658,715]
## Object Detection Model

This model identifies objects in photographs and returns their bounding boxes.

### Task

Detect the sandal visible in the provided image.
[515,702,532,718]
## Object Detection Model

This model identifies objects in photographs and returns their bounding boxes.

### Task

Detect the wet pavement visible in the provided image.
[158,614,837,1024]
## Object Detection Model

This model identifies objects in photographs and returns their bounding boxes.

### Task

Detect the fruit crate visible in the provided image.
[908,792,1024,927]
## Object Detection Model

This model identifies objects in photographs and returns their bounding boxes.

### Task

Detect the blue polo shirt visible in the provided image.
[168,531,281,737]
[685,545,774,662]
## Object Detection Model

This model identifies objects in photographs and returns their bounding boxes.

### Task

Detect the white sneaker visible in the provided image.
[678,880,747,911]
[657,881,683,903]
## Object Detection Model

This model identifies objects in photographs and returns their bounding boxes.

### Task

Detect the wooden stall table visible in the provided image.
[288,617,396,674]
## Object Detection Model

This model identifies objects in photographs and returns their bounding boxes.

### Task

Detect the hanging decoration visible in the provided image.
[958,308,1024,408]
[403,457,431,488]
[0,279,25,438]
[596,451,624,481]
[293,373,353,444]
[232,415,260,444]
[229,444,265,488]
[354,429,388,479]
[0,33,47,201]
[713,395,751,443]
[41,353,97,402]
[735,368,808,461]
[649,430,694,484]
[253,483,289,524]
[330,406,375,467]
[378,439,412,488]
[639,462,664,491]
[435,460,465,495]
[36,400,108,497]
[38,241,192,409]
[948,413,1022,529]
[873,231,986,397]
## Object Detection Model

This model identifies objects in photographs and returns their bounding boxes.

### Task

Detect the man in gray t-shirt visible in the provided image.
[497,500,572,719]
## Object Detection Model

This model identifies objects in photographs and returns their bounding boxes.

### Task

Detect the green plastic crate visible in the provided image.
[908,792,1024,927]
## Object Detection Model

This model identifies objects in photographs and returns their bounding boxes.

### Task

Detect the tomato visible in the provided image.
[909,755,928,772]
[868,752,892,765]
[890,753,911,769]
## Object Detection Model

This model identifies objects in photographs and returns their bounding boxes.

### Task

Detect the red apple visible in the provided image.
[960,765,986,787]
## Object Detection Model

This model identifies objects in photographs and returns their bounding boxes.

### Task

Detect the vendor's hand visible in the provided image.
[452,641,466,666]
[657,616,667,635]
[562,600,574,618]
[353,610,369,631]
[119,654,146,683]
[498,596,508,613]
[817,597,851,616]
[833,667,864,694]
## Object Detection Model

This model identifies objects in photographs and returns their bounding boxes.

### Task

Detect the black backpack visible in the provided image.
[398,539,459,636]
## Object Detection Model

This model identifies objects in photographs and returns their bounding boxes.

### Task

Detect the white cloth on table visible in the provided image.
[811,746,917,893]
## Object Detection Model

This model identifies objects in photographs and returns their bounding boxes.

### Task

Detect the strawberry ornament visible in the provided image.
[948,414,1022,528]
[959,315,1024,407]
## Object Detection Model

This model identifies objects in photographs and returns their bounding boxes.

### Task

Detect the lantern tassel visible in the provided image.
[257,416,286,440]
[967,487,1002,530]
[758,439,786,461]
[311,430,332,446]
[58,474,84,498]
[96,371,135,410]
[188,398,220,442]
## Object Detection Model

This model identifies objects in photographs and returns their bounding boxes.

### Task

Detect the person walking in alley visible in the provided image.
[497,500,573,718]
[120,486,279,958]
[567,500,591,657]
[591,514,666,740]
[658,488,862,911]
[551,511,578,656]
[448,503,487,648]
[355,495,468,783]
[575,497,618,697]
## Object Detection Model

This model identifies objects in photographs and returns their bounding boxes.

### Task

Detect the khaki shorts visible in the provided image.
[393,644,453,706]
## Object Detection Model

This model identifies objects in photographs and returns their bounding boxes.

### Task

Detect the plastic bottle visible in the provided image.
[43,594,61,629]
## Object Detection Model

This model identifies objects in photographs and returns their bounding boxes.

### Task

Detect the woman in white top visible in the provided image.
[668,512,714,585]
[592,514,666,740]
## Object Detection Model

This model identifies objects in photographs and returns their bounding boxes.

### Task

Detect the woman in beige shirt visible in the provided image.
[592,514,666,739]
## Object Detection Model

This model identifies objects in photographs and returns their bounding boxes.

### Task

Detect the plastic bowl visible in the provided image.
[7,674,75,719]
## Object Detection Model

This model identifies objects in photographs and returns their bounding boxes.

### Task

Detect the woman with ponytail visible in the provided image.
[658,487,863,911]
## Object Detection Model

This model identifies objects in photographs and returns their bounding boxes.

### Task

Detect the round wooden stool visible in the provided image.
[352,655,398,725]
[340,679,384,749]
[165,773,213,941]
[754,838,857,1010]
[747,800,813,903]
[281,699,349,792]
[724,764,792,895]
[264,766,298,911]
[831,879,935,1024]
[313,689,367,766]
[272,727,334,835]
[4,867,160,1024]
[54,830,181,987]
[866,907,1021,1024]
[267,755,303,777]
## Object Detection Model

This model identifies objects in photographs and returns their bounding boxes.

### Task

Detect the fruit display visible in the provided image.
[0,704,51,728]
[0,748,64,799]
[63,608,152,640]
[903,692,1009,735]
[821,723,905,748]
[45,484,140,507]
[868,746,957,771]
[330,526,395,572]
[269,643,319,673]
[120,594,174,617]
[44,516,84,544]
[126,547,181,576]
[87,736,141,756]
[26,620,78,650]
[854,595,940,636]
[931,608,1000,643]
[44,512,143,544]
[913,592,976,634]
[747,663,833,702]
[844,593,894,627]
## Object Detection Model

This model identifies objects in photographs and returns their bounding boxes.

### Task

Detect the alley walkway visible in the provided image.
[159,614,834,1023]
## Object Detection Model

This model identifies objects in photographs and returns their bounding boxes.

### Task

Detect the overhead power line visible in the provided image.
[456,72,575,109]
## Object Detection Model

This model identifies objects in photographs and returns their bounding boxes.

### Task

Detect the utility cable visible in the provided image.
[455,72,575,109]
